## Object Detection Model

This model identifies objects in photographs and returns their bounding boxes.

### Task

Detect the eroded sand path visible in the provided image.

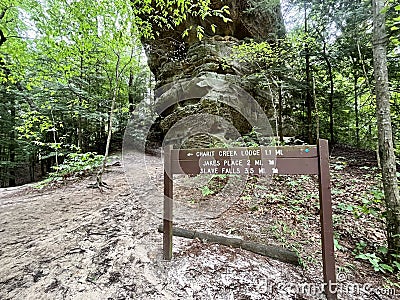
[0,152,173,299]
[1,151,391,300]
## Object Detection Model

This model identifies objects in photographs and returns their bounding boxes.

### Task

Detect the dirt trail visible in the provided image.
[0,151,166,299]
[0,151,396,299]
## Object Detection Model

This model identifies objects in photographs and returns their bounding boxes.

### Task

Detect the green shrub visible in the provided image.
[52,152,104,177]
[36,152,104,188]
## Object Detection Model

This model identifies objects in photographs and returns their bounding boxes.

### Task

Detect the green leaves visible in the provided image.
[233,39,290,68]
[45,152,104,182]
[355,252,395,273]
[131,0,230,40]
[0,0,150,186]
[387,0,400,45]
[200,185,215,197]
[353,241,400,274]
[196,25,205,40]
[211,24,216,33]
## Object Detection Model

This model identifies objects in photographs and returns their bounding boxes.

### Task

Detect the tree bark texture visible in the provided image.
[322,43,334,145]
[372,0,400,258]
[304,3,313,144]
[96,53,121,185]
[353,67,359,147]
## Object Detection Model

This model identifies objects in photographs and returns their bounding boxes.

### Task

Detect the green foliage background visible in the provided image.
[0,0,399,186]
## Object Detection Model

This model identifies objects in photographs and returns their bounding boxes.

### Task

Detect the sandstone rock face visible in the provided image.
[139,0,284,149]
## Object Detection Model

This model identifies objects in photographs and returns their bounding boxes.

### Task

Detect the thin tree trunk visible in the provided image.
[372,0,400,259]
[128,46,138,113]
[78,51,84,151]
[354,68,360,147]
[128,67,134,113]
[96,53,121,186]
[29,154,34,182]
[304,2,313,144]
[313,76,319,141]
[50,109,59,166]
[322,42,334,145]
[278,82,283,143]
[9,94,16,187]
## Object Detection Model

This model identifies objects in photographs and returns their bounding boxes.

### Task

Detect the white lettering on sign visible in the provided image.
[196,151,215,157]
[197,165,280,175]
[200,167,218,174]
[192,148,286,160]
[221,167,241,174]
[240,149,261,156]
[223,159,243,167]
[264,149,272,156]
[218,150,238,157]
[254,160,263,166]
[263,149,284,156]
[269,160,275,165]
[244,168,255,174]
[202,160,220,167]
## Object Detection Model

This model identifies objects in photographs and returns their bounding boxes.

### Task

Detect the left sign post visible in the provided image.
[163,145,173,260]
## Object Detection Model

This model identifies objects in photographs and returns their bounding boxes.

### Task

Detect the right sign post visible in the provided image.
[316,139,337,300]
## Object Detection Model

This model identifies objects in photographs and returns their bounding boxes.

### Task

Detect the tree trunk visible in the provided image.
[128,67,134,113]
[96,53,121,186]
[313,76,319,141]
[278,83,283,143]
[322,42,334,145]
[372,0,400,259]
[353,66,360,147]
[304,3,313,144]
[128,46,137,114]
[9,93,16,187]
[77,51,84,151]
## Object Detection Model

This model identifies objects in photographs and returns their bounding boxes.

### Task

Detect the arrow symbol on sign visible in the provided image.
[187,153,194,157]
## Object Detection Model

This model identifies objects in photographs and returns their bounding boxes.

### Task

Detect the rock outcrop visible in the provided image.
[136,0,285,149]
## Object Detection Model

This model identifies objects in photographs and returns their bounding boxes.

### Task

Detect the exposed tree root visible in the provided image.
[87,176,112,190]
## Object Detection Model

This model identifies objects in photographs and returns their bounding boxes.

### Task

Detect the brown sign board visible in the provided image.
[163,139,337,300]
[170,145,319,176]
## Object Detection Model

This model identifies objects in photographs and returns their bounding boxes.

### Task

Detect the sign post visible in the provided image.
[317,139,337,299]
[163,139,337,299]
[163,145,173,260]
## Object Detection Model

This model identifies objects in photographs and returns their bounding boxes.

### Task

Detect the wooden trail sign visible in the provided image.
[163,139,337,300]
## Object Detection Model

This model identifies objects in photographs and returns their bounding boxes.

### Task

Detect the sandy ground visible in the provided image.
[0,151,397,299]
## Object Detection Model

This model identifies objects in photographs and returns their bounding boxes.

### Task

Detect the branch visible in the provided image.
[158,225,300,265]
[5,35,24,39]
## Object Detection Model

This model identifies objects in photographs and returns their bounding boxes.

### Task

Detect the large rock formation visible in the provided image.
[138,0,285,149]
